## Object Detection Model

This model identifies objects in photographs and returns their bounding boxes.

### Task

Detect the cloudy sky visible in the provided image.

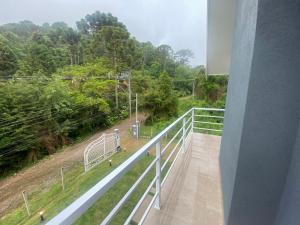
[0,0,207,66]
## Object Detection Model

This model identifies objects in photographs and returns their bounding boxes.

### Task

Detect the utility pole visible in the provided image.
[115,76,119,110]
[135,93,138,123]
[128,75,132,118]
[113,49,118,110]
[192,80,195,100]
[135,93,139,140]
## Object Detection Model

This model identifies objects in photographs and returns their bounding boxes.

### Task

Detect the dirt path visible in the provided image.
[0,114,147,217]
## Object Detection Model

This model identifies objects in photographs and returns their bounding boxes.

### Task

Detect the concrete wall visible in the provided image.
[219,0,258,222]
[275,122,300,225]
[206,0,236,75]
[220,0,300,224]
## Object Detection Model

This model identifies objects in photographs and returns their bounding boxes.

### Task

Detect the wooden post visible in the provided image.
[61,167,65,191]
[22,191,30,216]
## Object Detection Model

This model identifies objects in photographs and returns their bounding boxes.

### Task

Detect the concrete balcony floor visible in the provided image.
[144,133,224,225]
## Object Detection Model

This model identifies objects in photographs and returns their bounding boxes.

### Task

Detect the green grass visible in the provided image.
[74,155,156,225]
[0,152,135,225]
[1,97,219,225]
[0,150,170,225]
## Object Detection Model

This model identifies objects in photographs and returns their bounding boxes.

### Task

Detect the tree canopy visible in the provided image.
[0,11,222,176]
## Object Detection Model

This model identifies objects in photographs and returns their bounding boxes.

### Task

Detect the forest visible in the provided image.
[0,11,227,176]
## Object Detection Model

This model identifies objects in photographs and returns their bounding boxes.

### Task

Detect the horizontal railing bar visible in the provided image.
[194,107,225,112]
[46,108,193,225]
[161,127,183,155]
[87,156,105,165]
[186,123,192,134]
[185,121,192,129]
[152,108,193,140]
[193,127,223,132]
[100,158,158,225]
[84,140,105,153]
[194,121,223,126]
[138,192,158,225]
[186,116,192,125]
[161,141,184,187]
[194,115,224,119]
[186,128,193,140]
[84,134,105,149]
[161,137,183,171]
[124,176,157,225]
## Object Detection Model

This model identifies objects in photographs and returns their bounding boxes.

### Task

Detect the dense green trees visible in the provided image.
[0,40,18,77]
[195,73,228,104]
[0,11,226,176]
[143,73,178,122]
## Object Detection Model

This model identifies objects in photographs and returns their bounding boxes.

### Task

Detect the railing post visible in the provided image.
[154,140,161,210]
[182,117,186,153]
[192,108,195,133]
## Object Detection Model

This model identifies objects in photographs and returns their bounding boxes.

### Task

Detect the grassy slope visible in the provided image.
[0,152,153,225]
[1,97,219,225]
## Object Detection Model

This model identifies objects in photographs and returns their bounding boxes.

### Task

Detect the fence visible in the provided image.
[193,107,225,134]
[45,107,225,225]
[0,108,224,224]
[84,130,120,172]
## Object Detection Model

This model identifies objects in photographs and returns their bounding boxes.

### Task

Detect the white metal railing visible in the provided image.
[46,107,224,225]
[84,130,120,172]
[193,107,225,133]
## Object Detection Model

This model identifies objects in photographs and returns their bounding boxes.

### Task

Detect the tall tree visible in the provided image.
[175,49,194,65]
[76,11,126,34]
[0,41,18,77]
[143,73,178,121]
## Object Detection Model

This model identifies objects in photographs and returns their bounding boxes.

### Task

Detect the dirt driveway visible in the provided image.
[0,114,147,217]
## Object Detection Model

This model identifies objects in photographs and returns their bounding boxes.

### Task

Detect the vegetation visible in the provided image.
[0,151,154,225]
[0,96,222,225]
[0,11,227,177]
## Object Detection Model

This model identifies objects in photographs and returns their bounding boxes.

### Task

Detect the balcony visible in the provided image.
[46,108,225,225]
[144,133,223,225]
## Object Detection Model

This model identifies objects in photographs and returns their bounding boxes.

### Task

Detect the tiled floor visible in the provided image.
[144,133,224,225]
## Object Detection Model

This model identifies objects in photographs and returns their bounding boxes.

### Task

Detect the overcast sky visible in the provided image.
[0,0,207,66]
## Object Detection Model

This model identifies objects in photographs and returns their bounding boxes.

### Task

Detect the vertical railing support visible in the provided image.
[154,141,161,210]
[192,108,195,132]
[182,117,186,153]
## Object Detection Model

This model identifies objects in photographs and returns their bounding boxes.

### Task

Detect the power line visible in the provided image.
[0,103,102,136]
[0,113,106,158]
[0,104,90,128]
